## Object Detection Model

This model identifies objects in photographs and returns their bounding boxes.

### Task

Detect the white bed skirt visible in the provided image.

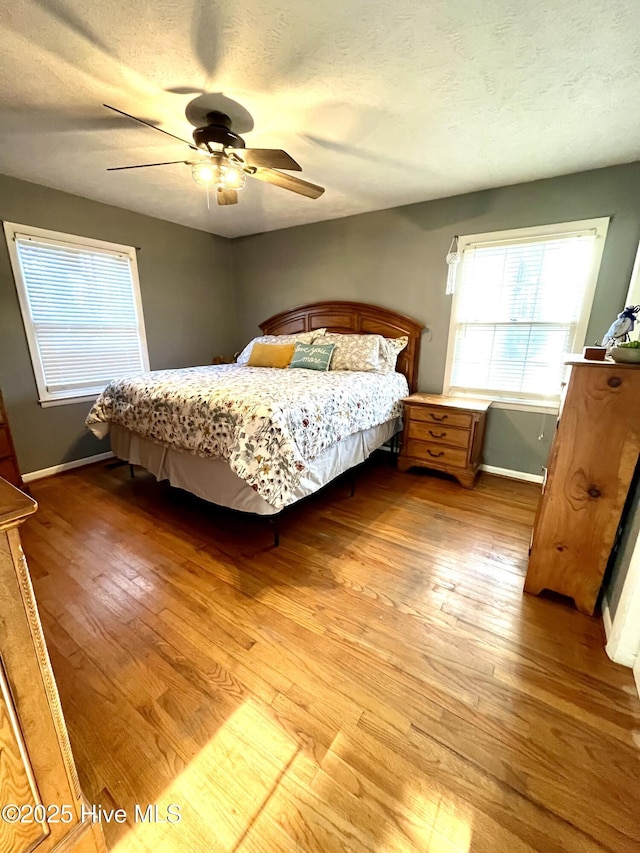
[110,418,401,516]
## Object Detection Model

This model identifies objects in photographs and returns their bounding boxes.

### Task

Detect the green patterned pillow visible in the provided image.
[289,342,336,371]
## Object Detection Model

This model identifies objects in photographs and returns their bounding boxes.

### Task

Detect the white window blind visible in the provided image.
[4,223,149,406]
[446,220,609,406]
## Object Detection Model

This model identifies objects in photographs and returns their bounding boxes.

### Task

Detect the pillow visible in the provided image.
[289,342,336,371]
[382,336,409,373]
[236,330,326,364]
[322,333,389,372]
[247,342,295,368]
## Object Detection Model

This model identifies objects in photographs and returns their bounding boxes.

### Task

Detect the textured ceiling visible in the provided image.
[1,0,639,238]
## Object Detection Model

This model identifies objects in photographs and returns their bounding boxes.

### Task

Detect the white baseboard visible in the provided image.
[22,451,114,483]
[480,464,544,484]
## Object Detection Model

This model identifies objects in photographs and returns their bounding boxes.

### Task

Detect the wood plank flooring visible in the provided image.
[21,455,640,852]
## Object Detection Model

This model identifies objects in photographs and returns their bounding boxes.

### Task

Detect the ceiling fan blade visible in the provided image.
[231,149,301,171]
[249,168,325,199]
[107,160,189,171]
[103,104,198,150]
[217,188,238,205]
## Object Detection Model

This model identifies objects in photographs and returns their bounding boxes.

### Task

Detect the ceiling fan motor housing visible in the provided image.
[192,111,245,151]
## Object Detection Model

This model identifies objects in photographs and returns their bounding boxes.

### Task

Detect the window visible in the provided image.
[444,218,609,410]
[4,222,149,407]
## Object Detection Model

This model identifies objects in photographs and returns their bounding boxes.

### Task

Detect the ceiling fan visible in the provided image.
[104,104,325,206]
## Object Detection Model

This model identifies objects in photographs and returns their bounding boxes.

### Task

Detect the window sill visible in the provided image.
[447,391,559,415]
[40,394,102,409]
[490,400,559,415]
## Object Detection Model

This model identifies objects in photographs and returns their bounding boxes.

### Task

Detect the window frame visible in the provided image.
[443,217,610,413]
[3,221,150,408]
[625,237,640,307]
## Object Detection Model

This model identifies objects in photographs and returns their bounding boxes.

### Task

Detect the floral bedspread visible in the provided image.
[85,365,408,508]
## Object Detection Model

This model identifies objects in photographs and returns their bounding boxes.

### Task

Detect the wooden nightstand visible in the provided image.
[398,393,490,488]
[0,389,24,489]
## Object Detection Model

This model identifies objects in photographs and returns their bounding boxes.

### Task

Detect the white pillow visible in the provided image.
[321,333,409,373]
[382,336,409,373]
[323,333,389,372]
[236,330,325,364]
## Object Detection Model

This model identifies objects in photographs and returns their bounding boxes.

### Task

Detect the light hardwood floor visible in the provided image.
[21,456,640,853]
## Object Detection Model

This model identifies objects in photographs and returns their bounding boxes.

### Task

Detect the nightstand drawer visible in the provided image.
[408,406,473,430]
[0,427,10,458]
[405,440,468,468]
[407,421,470,449]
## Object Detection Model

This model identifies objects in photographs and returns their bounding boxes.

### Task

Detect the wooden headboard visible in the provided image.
[260,300,424,392]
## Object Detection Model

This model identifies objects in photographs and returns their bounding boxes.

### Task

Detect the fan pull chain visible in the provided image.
[538,413,547,442]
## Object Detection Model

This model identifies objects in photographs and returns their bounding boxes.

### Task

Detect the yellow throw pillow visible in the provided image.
[247,342,296,368]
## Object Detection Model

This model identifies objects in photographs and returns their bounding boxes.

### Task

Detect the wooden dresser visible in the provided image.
[0,478,105,853]
[525,359,640,615]
[0,390,23,489]
[398,394,490,488]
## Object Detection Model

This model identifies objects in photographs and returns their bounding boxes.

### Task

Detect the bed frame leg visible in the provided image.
[269,517,280,547]
[129,464,135,479]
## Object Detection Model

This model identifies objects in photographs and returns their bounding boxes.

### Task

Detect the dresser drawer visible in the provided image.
[407,421,470,449]
[405,439,468,469]
[408,406,473,430]
[0,428,11,459]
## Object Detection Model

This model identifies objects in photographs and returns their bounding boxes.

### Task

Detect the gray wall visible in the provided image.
[233,162,640,475]
[3,163,640,476]
[0,174,237,474]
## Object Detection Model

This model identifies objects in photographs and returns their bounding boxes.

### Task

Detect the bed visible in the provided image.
[85,300,424,526]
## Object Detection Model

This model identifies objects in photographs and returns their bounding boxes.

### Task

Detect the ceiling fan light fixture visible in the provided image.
[222,164,247,190]
[191,159,246,191]
[191,160,217,186]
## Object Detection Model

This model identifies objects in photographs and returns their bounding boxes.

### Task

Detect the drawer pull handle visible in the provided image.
[427,450,444,458]
[428,430,446,438]
[430,414,448,422]
[587,486,602,499]
[607,376,622,388]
